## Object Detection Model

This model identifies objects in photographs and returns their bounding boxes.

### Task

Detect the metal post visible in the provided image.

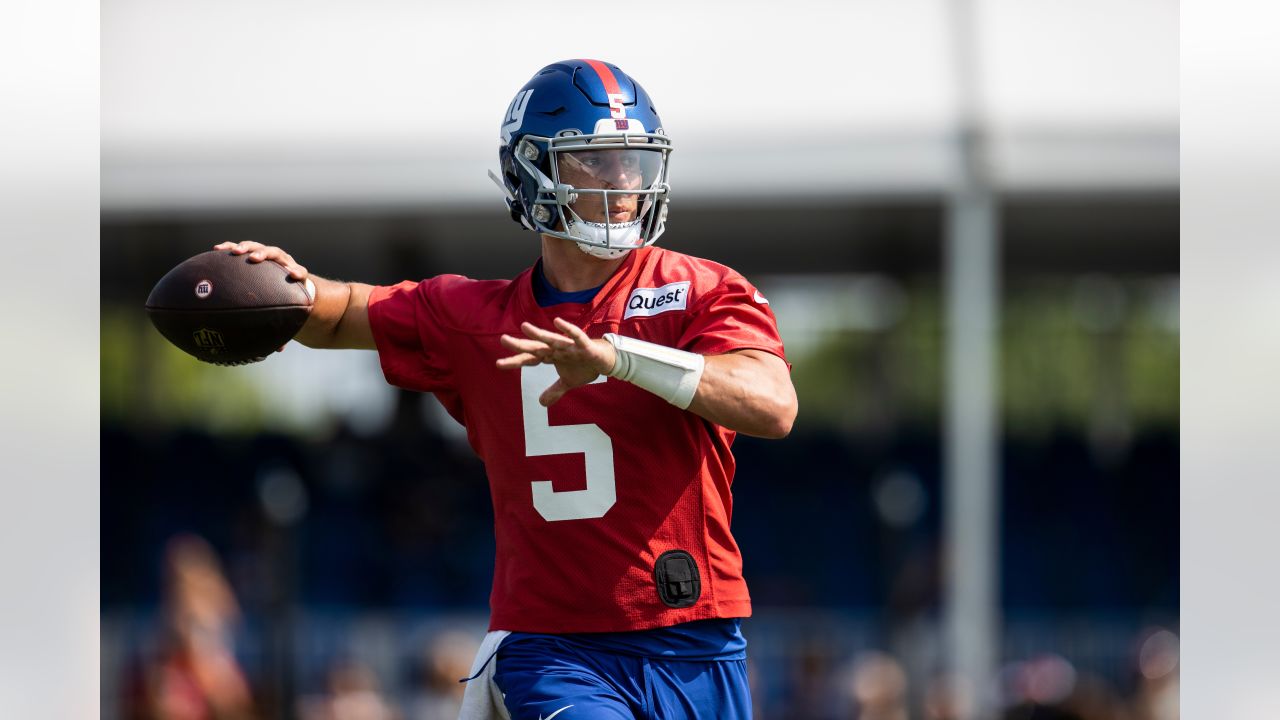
[944,0,1000,717]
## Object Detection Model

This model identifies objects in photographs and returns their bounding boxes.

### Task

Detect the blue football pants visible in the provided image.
[491,635,752,720]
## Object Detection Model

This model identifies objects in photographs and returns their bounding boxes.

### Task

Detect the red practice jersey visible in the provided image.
[367,246,787,633]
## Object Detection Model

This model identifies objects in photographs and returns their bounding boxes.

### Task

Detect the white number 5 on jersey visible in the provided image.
[520,364,615,521]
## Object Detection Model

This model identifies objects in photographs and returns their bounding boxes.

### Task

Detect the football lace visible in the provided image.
[209,356,267,367]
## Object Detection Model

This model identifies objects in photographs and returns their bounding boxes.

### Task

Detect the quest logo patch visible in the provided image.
[624,281,691,319]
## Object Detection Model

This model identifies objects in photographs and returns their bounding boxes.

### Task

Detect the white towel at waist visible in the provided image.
[457,630,512,720]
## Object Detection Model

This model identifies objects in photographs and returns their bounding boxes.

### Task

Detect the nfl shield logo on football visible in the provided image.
[195,279,213,299]
[192,328,226,350]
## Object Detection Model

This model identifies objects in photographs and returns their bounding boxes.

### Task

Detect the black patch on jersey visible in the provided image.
[654,549,701,608]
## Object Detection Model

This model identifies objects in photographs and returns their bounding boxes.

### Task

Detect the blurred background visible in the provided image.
[100,1,1177,719]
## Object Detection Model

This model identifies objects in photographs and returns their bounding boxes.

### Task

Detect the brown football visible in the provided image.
[145,250,314,366]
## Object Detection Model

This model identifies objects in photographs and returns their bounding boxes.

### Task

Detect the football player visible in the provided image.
[214,59,797,719]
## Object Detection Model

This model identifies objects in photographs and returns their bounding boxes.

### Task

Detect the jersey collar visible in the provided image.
[517,247,653,328]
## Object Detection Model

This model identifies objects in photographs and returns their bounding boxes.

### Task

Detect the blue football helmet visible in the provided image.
[489,60,673,259]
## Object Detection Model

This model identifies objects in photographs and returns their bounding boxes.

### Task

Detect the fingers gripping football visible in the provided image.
[497,318,617,406]
[214,241,309,281]
[213,241,309,352]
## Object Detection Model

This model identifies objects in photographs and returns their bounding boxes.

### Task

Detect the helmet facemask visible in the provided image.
[513,132,672,259]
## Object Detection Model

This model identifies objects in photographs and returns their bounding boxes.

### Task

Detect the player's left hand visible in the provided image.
[497,318,617,406]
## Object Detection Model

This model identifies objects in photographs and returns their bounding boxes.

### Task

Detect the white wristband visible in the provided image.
[603,333,705,410]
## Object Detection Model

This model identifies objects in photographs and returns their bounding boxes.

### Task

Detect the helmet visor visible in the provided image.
[556,148,664,191]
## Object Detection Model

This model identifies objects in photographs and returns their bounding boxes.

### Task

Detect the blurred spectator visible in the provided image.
[998,654,1079,720]
[923,672,969,720]
[1129,628,1178,720]
[122,534,256,720]
[998,653,1139,720]
[847,651,909,720]
[1059,672,1129,720]
[298,660,400,720]
[405,630,479,720]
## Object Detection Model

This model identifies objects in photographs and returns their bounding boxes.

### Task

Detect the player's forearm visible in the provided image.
[686,351,797,439]
[294,277,375,350]
[595,334,796,438]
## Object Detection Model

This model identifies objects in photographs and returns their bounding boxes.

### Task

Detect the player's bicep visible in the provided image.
[331,282,376,349]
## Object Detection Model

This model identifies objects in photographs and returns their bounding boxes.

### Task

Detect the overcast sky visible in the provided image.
[102,0,1177,208]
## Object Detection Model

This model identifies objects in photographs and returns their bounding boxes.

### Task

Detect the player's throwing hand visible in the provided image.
[213,241,309,281]
[497,318,617,407]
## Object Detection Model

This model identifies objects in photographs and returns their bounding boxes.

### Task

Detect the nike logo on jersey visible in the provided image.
[753,290,769,304]
[540,705,574,720]
[624,281,691,319]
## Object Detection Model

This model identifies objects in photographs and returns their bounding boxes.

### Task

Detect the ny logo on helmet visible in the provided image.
[501,90,533,144]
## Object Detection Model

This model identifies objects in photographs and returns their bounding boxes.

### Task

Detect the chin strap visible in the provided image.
[566,214,644,259]
[604,333,705,409]
[576,242,632,260]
